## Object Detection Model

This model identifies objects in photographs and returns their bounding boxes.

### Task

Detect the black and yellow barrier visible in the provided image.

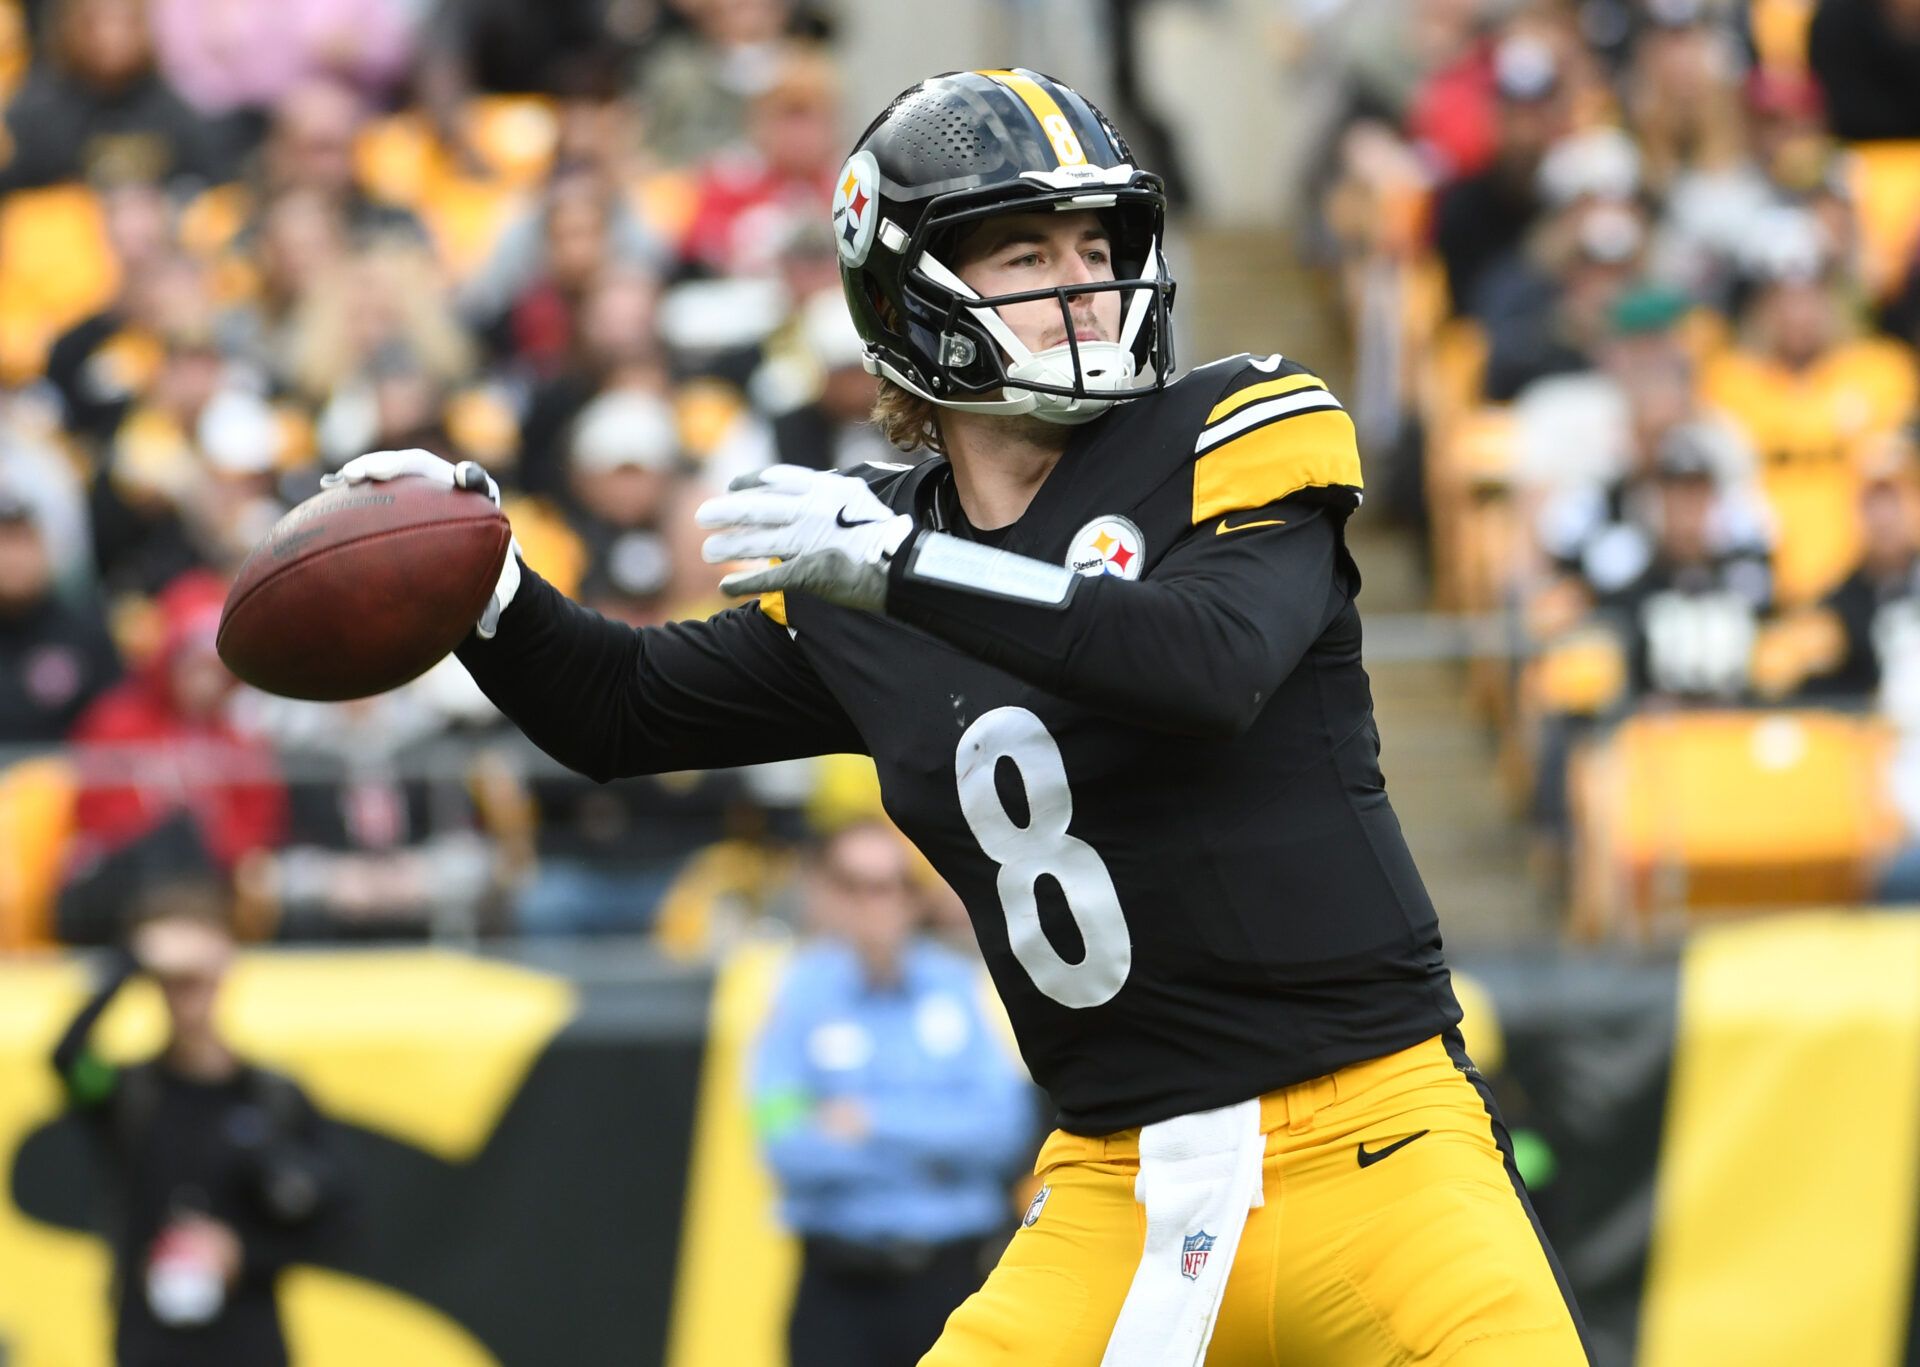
[5,917,1920,1366]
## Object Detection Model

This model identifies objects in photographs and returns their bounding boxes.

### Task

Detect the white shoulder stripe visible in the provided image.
[1194,390,1343,453]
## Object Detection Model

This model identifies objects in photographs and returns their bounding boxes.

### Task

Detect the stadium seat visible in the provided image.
[0,0,25,106]
[0,756,79,949]
[464,96,559,187]
[1845,142,1920,300]
[416,177,529,284]
[1569,710,1902,938]
[0,184,118,383]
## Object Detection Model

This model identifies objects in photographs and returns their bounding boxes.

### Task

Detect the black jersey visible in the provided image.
[460,354,1461,1134]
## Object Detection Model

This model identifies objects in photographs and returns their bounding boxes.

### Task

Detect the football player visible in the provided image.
[332,69,1589,1366]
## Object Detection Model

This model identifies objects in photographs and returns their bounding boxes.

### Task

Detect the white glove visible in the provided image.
[321,448,523,638]
[697,464,915,612]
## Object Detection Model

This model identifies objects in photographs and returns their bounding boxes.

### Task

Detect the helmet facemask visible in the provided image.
[872,186,1175,426]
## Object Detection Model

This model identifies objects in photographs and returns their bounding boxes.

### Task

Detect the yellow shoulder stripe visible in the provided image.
[1207,373,1327,425]
[757,592,788,627]
[1192,408,1362,524]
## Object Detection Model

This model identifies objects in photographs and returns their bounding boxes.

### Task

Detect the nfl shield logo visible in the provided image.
[1180,1230,1216,1280]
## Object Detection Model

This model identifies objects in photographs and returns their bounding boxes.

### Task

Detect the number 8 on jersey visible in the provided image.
[955,707,1132,1008]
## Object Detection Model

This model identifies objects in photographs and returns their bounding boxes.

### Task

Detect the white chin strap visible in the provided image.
[901,241,1164,426]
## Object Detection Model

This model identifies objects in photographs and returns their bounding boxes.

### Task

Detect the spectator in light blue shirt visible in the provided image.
[752,819,1037,1367]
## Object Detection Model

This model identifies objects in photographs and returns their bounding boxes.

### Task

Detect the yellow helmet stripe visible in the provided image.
[975,69,1088,167]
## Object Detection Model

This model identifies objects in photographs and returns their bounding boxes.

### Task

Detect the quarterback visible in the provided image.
[335,69,1588,1366]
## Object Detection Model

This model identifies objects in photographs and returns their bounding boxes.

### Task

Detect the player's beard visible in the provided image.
[990,410,1076,453]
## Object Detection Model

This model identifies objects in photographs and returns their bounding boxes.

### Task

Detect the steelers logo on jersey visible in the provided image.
[831,150,882,266]
[1067,515,1146,579]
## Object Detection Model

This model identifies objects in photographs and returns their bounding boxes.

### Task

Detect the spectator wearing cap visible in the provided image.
[747,289,891,474]
[59,570,287,944]
[0,0,230,191]
[0,485,121,746]
[565,387,685,576]
[510,387,750,937]
[1588,432,1776,702]
[1517,282,1762,506]
[1431,26,1576,317]
[515,267,668,504]
[1471,133,1650,400]
[1809,0,1920,141]
[1701,207,1919,603]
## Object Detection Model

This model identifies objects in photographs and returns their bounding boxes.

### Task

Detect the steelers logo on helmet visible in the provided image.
[831,150,882,267]
[1067,515,1145,579]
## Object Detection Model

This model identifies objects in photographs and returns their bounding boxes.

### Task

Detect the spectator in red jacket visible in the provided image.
[59,571,286,943]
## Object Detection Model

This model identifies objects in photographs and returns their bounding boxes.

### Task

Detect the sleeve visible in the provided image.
[234,1082,355,1286]
[884,363,1362,738]
[749,979,913,1190]
[455,563,866,781]
[50,947,137,1110]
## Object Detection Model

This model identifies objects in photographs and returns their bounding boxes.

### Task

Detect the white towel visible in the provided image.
[1098,1097,1267,1367]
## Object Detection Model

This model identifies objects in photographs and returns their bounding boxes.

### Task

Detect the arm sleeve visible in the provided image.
[455,563,866,781]
[885,500,1351,739]
[235,1086,354,1285]
[50,947,138,1108]
[749,989,911,1190]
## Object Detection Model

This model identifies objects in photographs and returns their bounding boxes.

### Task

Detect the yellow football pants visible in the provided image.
[922,1033,1590,1366]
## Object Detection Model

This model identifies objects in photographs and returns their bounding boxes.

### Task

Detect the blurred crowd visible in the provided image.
[1310,0,1920,921]
[0,0,905,949]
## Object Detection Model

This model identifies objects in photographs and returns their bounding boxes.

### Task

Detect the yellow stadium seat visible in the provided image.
[417,177,528,283]
[1845,142,1920,299]
[0,0,26,106]
[1750,0,1815,74]
[464,96,558,187]
[1571,710,1901,938]
[0,757,79,949]
[652,840,795,960]
[1427,403,1514,612]
[0,183,118,383]
[354,113,440,209]
[499,495,587,599]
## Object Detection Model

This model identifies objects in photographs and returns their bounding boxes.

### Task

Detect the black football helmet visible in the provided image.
[833,68,1174,425]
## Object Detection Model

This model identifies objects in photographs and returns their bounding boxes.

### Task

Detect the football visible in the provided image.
[217,477,511,701]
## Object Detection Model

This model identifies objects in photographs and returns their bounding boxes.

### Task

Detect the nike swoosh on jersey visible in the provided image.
[1216,516,1287,535]
[1356,1130,1430,1168]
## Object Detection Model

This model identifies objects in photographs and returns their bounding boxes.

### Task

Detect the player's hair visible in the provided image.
[127,877,234,938]
[871,377,944,454]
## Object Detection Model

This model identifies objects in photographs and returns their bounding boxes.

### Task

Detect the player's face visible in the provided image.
[953,210,1123,360]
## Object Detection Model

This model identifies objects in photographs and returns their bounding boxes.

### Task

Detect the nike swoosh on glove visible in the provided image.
[697,465,915,613]
[321,448,524,639]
